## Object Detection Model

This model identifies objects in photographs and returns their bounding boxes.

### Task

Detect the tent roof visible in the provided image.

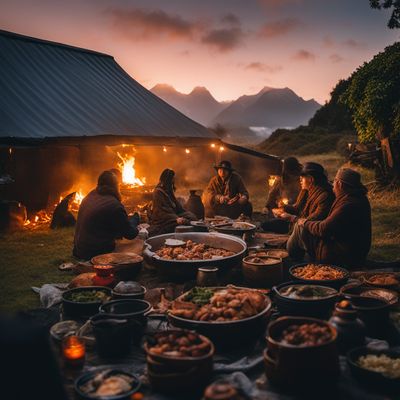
[0,30,216,145]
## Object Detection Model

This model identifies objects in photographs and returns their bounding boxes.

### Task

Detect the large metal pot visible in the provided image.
[144,232,247,280]
[168,286,272,349]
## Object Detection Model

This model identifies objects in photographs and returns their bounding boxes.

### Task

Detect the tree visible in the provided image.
[341,42,400,184]
[370,0,400,29]
[309,78,354,132]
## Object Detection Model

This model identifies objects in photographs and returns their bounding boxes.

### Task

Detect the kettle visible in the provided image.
[329,300,366,354]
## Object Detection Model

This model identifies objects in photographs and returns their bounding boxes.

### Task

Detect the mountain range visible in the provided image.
[150,84,321,143]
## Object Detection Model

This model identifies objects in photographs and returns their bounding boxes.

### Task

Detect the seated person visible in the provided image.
[281,162,334,259]
[73,170,139,260]
[148,169,196,237]
[203,160,252,219]
[262,157,302,233]
[298,168,371,268]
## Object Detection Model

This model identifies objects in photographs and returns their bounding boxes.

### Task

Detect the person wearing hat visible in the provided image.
[203,160,252,219]
[261,157,303,233]
[73,170,139,260]
[276,162,334,259]
[148,168,197,236]
[297,168,371,267]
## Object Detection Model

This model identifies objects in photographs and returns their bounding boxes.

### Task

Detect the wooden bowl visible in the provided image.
[91,253,143,281]
[266,316,340,384]
[289,263,349,290]
[144,330,214,369]
[242,255,283,288]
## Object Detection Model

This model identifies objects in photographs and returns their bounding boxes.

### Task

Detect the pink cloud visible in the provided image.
[259,18,303,38]
[292,49,316,61]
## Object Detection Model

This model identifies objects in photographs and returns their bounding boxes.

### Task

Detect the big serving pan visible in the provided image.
[143,232,247,280]
[168,286,272,349]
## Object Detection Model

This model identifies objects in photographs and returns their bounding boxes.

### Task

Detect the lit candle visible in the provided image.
[282,198,289,205]
[62,335,85,367]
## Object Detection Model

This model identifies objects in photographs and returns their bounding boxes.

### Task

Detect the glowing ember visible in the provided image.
[117,152,145,187]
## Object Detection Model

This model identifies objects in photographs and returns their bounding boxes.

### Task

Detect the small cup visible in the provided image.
[62,335,85,367]
[196,267,219,287]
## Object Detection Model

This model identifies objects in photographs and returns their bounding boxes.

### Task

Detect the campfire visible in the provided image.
[24,190,85,228]
[117,152,146,188]
[24,146,152,229]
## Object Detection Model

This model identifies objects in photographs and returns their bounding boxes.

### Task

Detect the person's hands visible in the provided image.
[227,195,240,205]
[277,212,294,221]
[271,207,283,217]
[219,195,228,204]
[297,218,306,226]
[176,217,186,225]
[238,195,248,205]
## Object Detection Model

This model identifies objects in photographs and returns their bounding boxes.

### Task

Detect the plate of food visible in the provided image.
[363,273,400,288]
[289,263,349,289]
[347,347,400,392]
[75,368,141,399]
[168,285,271,348]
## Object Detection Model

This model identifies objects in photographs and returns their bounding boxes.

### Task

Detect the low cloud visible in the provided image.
[221,13,241,26]
[292,49,315,61]
[245,62,283,73]
[342,39,365,49]
[201,27,244,52]
[329,53,344,63]
[259,18,303,38]
[322,35,335,48]
[108,8,200,41]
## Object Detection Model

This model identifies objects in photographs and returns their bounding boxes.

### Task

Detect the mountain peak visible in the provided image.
[151,83,177,93]
[190,86,210,95]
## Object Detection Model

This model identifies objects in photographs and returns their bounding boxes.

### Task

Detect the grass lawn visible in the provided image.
[1,152,399,314]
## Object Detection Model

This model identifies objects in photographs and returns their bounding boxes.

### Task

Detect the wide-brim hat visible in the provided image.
[300,162,326,178]
[335,168,367,191]
[282,157,302,175]
[214,160,234,171]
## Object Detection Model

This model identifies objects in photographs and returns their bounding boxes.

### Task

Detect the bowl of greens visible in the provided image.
[62,286,112,319]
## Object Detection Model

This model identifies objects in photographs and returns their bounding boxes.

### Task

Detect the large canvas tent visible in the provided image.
[0,30,280,210]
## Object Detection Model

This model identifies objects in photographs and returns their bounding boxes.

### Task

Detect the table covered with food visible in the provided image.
[39,232,400,399]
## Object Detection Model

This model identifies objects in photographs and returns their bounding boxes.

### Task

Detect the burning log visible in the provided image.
[50,192,76,229]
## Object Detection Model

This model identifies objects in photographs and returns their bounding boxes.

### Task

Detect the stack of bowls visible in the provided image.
[264,316,340,390]
[144,330,214,394]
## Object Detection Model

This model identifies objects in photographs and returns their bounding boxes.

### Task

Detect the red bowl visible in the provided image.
[93,264,114,277]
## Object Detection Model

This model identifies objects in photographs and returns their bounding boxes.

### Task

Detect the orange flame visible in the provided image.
[117,152,145,187]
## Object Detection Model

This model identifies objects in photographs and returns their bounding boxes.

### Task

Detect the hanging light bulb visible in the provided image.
[219,146,225,151]
[211,143,216,148]
[185,148,190,154]
[163,146,167,152]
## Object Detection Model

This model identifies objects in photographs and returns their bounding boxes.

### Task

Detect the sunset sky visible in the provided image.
[1,0,399,104]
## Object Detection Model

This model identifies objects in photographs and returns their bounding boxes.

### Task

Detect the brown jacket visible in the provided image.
[303,191,371,267]
[284,184,334,221]
[204,171,249,208]
[73,188,138,260]
[148,187,195,236]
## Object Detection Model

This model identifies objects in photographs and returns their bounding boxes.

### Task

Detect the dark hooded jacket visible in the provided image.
[284,183,334,221]
[73,186,138,260]
[303,188,371,267]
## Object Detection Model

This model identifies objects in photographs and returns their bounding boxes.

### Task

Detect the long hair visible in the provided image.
[96,170,121,201]
[158,168,176,193]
